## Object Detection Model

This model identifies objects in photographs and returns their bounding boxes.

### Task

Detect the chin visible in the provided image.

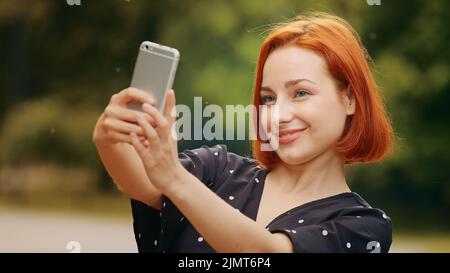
[277,150,313,165]
[276,140,332,165]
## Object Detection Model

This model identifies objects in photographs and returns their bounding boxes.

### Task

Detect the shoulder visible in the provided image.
[269,192,392,253]
[178,144,262,186]
[181,144,259,167]
[326,192,393,252]
[342,192,393,251]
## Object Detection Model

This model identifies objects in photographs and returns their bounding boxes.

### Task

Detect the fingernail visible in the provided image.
[143,103,152,111]
[136,114,144,122]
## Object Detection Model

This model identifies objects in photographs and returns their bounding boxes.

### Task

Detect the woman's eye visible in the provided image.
[261,95,276,104]
[295,89,309,98]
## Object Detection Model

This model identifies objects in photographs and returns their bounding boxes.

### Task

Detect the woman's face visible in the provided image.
[260,45,355,165]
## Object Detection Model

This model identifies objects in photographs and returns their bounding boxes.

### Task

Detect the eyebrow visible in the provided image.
[260,78,317,92]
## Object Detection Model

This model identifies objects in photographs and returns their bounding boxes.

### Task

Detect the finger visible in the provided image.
[130,131,150,161]
[164,89,176,124]
[106,131,133,145]
[160,89,178,146]
[164,89,177,143]
[122,87,157,105]
[164,89,178,143]
[142,103,169,141]
[106,131,146,145]
[138,134,148,146]
[136,113,160,148]
[106,105,157,125]
[103,117,145,136]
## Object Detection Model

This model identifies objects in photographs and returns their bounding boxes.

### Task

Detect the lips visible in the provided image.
[277,128,307,137]
[275,128,307,144]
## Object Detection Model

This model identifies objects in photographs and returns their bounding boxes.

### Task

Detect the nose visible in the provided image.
[275,98,295,124]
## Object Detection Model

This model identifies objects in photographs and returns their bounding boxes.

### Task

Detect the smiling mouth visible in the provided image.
[273,128,307,144]
[277,128,307,137]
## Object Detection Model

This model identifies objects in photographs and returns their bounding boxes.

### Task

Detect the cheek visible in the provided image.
[298,97,346,138]
[257,110,271,143]
[303,98,348,140]
[260,111,268,131]
[259,107,274,133]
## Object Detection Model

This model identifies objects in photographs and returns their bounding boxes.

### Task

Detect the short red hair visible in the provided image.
[251,12,394,168]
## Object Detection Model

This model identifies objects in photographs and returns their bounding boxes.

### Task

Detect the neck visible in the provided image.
[270,148,350,198]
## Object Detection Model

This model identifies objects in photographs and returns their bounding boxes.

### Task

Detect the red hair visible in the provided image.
[251,12,394,168]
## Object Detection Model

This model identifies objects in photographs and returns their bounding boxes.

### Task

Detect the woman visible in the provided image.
[93,12,394,253]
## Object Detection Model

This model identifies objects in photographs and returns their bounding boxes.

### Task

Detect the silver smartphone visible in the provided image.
[128,41,180,114]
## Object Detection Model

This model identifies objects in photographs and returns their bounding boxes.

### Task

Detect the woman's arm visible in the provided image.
[129,89,294,252]
[92,88,163,210]
[167,167,294,253]
[94,138,163,210]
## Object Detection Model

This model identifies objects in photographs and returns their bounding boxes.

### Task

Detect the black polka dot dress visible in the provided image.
[130,144,392,253]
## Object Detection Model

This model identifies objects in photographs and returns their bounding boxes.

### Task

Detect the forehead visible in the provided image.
[262,45,329,85]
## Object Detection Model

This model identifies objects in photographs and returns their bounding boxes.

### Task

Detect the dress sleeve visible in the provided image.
[130,199,161,253]
[176,144,230,188]
[270,208,392,253]
[130,144,231,252]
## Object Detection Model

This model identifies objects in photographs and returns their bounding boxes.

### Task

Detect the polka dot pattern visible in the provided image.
[130,145,392,253]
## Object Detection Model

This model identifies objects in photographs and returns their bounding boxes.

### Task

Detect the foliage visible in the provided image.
[1,0,449,230]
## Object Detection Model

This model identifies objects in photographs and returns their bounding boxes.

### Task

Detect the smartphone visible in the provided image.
[128,41,180,114]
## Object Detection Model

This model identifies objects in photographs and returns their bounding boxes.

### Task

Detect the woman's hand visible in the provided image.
[129,89,185,194]
[92,87,157,146]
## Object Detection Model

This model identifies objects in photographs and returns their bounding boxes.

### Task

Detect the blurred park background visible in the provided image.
[1,0,449,252]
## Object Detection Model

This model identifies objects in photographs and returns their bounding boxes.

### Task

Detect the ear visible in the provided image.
[342,87,355,116]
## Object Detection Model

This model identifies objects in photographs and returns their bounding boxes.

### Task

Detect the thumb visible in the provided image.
[164,89,176,123]
[164,89,178,145]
